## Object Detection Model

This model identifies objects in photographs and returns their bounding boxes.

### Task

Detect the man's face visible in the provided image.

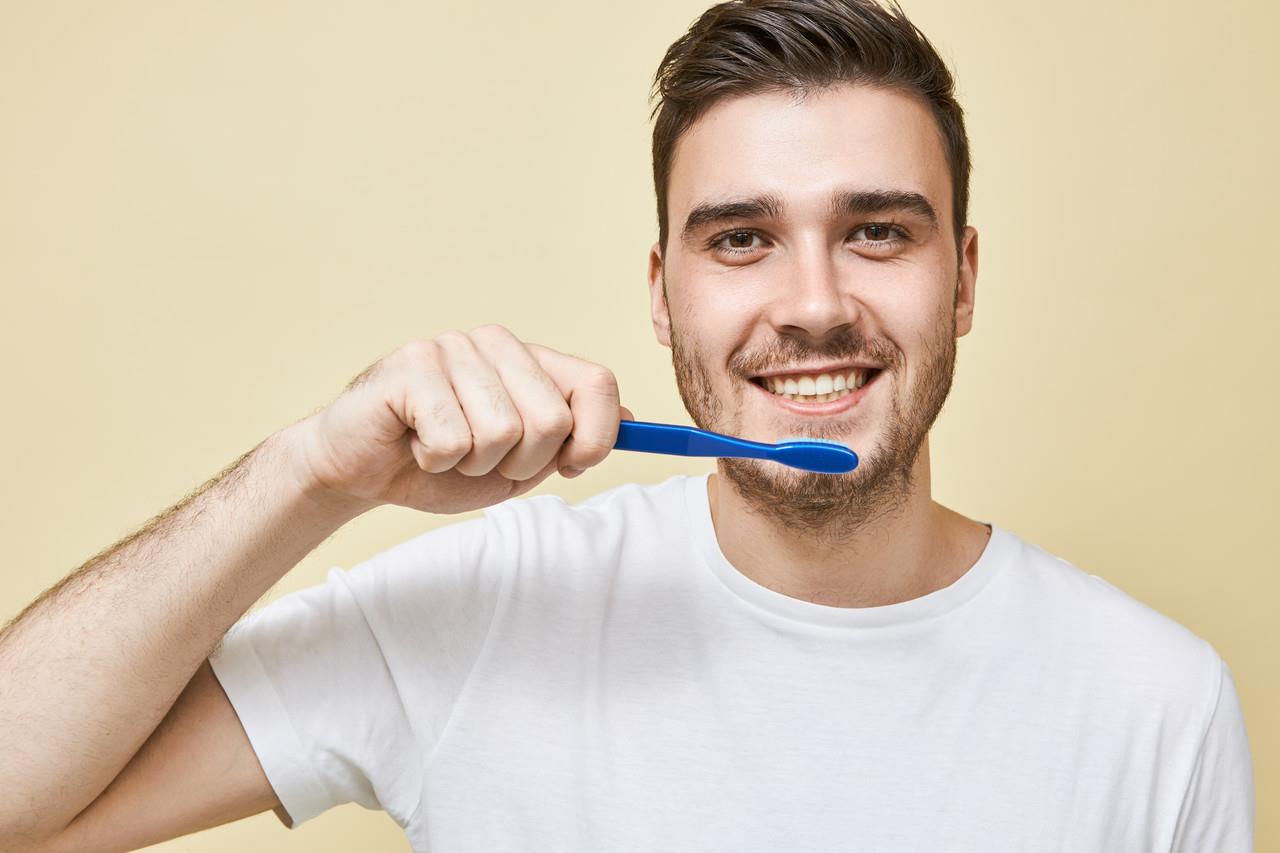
[648,82,978,534]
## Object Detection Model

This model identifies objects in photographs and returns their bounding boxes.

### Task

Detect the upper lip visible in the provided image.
[751,361,884,379]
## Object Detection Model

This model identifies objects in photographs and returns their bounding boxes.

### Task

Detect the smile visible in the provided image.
[749,366,884,414]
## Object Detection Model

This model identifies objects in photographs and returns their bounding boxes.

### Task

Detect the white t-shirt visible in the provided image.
[208,473,1253,852]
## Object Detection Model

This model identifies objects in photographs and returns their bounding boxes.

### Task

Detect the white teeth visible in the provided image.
[780,387,853,403]
[757,367,879,401]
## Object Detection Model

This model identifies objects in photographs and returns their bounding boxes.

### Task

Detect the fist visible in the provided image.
[288,325,633,515]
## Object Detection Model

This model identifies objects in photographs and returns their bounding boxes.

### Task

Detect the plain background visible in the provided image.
[1,0,1275,849]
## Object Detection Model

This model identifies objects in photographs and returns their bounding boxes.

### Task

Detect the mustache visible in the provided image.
[732,333,894,376]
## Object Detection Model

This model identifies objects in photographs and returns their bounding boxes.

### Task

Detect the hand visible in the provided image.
[285,325,633,515]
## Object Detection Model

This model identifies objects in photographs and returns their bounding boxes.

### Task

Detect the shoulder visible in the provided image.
[483,474,690,546]
[472,475,696,603]
[998,527,1224,711]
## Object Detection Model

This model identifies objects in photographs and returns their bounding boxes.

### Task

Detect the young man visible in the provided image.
[0,1,1253,850]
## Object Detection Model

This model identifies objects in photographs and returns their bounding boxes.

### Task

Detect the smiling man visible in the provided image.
[654,81,987,606]
[0,1,1254,852]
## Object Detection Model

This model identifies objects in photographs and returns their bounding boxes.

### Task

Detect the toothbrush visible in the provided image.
[612,419,858,474]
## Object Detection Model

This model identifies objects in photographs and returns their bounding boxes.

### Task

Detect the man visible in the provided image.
[0,0,1254,850]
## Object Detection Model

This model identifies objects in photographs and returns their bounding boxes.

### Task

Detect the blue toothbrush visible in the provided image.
[612,419,858,474]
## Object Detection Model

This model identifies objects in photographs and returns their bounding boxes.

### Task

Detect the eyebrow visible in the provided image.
[679,187,940,244]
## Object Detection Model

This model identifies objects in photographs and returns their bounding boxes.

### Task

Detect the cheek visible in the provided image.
[684,300,755,353]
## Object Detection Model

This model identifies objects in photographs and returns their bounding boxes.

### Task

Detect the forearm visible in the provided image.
[0,421,373,844]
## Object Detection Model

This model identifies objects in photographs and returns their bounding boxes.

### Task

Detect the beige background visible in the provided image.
[1,0,1275,849]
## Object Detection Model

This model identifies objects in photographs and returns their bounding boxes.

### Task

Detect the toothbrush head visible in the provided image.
[771,437,859,474]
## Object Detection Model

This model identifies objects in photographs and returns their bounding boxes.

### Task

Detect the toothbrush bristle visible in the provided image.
[777,436,847,446]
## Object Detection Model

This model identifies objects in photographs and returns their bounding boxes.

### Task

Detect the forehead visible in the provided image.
[668,83,950,230]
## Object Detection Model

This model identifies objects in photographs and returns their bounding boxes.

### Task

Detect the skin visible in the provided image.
[648,82,991,607]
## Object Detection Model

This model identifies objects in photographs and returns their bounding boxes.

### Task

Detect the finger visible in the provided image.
[525,343,621,473]
[390,344,473,473]
[468,325,574,481]
[505,456,561,499]
[435,331,523,477]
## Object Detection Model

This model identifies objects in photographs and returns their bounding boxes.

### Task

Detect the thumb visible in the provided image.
[619,404,635,421]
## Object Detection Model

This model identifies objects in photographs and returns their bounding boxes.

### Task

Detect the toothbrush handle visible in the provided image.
[614,419,773,460]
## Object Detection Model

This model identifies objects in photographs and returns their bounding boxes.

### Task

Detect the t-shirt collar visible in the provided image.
[683,472,1014,629]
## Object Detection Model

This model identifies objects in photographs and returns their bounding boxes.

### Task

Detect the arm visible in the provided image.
[0,327,625,848]
[0,423,374,848]
[1170,656,1254,852]
[45,662,280,853]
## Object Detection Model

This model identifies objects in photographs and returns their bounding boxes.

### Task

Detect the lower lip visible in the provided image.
[750,370,884,415]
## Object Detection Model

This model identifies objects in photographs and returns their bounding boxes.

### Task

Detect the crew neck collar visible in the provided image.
[682,472,1014,629]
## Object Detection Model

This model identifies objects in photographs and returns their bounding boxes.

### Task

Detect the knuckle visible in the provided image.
[530,407,574,438]
[477,418,523,447]
[433,329,469,350]
[398,338,441,366]
[468,322,512,341]
[423,430,470,457]
[585,364,619,395]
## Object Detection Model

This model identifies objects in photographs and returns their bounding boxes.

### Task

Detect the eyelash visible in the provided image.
[706,223,911,258]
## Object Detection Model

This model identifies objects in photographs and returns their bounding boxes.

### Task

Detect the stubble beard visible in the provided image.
[667,284,960,546]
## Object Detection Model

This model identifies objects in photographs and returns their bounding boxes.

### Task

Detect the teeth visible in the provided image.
[768,369,872,391]
[759,367,879,402]
[785,388,852,403]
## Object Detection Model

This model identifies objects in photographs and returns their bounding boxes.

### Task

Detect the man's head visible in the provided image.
[646,0,979,537]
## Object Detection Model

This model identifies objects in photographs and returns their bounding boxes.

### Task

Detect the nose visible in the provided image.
[767,238,855,339]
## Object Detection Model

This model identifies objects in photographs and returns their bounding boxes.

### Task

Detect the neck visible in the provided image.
[706,436,991,608]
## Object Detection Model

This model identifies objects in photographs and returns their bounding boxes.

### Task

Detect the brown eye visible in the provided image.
[850,223,908,249]
[709,229,765,257]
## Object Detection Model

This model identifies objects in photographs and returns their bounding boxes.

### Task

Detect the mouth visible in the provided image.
[748,365,885,414]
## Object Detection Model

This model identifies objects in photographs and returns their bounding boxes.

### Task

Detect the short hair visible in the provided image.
[649,0,971,261]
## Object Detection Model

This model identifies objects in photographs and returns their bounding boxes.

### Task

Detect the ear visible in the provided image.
[648,240,673,348]
[954,226,979,338]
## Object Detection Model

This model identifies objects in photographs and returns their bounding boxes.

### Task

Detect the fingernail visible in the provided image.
[562,466,584,478]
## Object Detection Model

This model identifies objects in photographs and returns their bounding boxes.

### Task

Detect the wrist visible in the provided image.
[270,419,381,522]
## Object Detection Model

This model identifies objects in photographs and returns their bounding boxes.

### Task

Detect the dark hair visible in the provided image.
[649,0,971,261]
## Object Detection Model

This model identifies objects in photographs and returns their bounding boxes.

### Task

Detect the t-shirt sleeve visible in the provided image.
[1169,653,1254,852]
[207,509,511,830]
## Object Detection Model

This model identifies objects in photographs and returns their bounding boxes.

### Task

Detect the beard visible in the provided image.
[668,282,960,545]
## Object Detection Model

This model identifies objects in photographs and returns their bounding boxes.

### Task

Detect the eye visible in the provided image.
[850,223,910,249]
[707,229,766,257]
[706,223,911,261]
